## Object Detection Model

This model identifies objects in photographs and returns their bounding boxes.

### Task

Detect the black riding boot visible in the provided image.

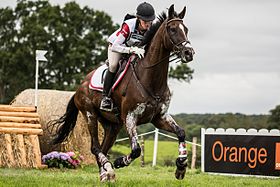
[100,70,115,111]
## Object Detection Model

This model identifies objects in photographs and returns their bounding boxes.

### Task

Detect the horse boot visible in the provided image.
[100,70,115,111]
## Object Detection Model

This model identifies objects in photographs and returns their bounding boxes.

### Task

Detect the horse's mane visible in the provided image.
[139,12,167,51]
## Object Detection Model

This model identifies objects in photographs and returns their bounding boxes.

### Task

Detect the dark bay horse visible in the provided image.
[51,4,194,182]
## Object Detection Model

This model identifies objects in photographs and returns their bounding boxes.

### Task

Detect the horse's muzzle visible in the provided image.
[181,47,194,63]
[175,41,194,63]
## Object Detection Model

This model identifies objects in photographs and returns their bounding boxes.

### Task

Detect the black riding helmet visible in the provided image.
[136,2,155,21]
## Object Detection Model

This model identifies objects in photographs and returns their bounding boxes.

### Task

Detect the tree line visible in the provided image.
[0,0,193,103]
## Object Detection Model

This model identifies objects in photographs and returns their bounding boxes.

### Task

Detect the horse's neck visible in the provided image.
[138,34,170,95]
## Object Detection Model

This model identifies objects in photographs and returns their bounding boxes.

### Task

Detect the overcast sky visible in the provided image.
[1,0,280,115]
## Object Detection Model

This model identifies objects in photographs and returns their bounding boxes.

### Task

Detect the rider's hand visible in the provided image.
[129,47,145,58]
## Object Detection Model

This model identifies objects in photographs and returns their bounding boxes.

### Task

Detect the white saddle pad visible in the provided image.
[89,64,107,91]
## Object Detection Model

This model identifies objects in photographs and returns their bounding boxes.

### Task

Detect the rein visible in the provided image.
[140,52,179,69]
[131,62,162,103]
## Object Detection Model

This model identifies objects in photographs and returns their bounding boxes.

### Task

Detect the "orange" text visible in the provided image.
[212,141,267,168]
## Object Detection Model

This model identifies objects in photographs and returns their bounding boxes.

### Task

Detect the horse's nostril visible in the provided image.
[187,48,193,55]
[182,48,191,57]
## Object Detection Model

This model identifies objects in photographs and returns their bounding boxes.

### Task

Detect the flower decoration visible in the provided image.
[42,151,84,169]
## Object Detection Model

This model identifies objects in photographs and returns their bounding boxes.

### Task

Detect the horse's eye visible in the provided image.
[169,27,176,34]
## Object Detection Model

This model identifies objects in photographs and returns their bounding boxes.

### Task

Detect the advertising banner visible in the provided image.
[201,128,280,177]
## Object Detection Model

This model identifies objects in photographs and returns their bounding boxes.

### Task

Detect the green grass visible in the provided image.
[1,140,279,186]
[1,165,279,187]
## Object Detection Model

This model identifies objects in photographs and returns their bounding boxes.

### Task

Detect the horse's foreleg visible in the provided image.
[85,112,115,182]
[114,113,141,169]
[152,114,188,180]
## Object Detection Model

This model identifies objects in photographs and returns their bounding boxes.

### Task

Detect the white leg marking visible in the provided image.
[161,96,171,115]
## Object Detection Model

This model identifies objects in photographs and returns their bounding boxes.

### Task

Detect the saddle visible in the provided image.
[89,55,137,92]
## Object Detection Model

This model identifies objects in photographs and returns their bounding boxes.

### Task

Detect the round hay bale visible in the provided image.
[11,89,104,165]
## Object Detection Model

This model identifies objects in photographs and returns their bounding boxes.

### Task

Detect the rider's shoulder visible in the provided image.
[124,17,137,25]
[123,18,138,32]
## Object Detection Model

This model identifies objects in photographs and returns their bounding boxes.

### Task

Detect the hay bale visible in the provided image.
[11,89,104,165]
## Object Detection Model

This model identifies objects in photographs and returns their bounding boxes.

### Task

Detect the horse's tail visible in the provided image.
[50,94,79,145]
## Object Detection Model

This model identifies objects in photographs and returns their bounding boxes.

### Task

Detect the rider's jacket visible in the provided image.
[107,18,144,53]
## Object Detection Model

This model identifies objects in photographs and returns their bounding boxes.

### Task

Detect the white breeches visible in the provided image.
[108,45,122,73]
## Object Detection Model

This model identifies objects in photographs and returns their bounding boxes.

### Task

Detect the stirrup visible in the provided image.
[100,97,113,112]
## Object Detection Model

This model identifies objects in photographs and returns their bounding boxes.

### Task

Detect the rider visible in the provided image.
[100,2,155,111]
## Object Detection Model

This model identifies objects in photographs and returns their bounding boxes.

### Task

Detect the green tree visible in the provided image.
[0,0,116,103]
[0,7,17,103]
[268,105,280,129]
[169,63,193,82]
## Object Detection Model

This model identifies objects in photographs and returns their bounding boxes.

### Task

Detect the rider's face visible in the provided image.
[139,19,152,31]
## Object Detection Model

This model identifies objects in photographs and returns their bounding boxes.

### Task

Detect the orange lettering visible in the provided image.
[239,147,247,163]
[224,146,230,161]
[212,141,223,161]
[229,147,238,162]
[248,148,257,168]
[258,148,267,164]
[211,140,268,169]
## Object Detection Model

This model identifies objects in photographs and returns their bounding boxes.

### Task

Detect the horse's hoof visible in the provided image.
[175,168,186,180]
[100,171,108,182]
[114,157,123,169]
[175,157,187,180]
[114,156,129,169]
[100,163,116,182]
[106,163,116,182]
[102,170,115,182]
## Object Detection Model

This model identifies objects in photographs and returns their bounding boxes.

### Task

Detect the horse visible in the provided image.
[50,4,194,182]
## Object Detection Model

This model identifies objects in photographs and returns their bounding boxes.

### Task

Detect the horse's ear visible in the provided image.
[178,6,186,19]
[168,4,175,19]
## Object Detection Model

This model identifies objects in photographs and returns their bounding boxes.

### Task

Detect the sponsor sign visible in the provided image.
[201,128,280,177]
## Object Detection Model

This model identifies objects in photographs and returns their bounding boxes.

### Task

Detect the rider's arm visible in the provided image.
[111,23,131,54]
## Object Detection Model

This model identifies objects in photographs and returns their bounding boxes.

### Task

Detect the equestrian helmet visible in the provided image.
[136,2,155,21]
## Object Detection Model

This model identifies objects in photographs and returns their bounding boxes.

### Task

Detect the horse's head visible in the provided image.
[163,5,194,63]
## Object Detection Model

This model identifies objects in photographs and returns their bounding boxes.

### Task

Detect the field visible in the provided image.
[1,140,279,186]
[1,165,280,187]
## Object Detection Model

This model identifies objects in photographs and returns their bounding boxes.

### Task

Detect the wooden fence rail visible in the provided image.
[0,105,43,168]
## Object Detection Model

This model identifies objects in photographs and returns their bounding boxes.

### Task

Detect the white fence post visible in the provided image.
[201,128,205,172]
[152,128,159,167]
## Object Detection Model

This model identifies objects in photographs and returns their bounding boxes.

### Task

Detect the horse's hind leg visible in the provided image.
[152,114,188,180]
[83,111,115,182]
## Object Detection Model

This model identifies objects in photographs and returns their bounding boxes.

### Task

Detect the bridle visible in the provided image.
[166,18,192,57]
[140,18,191,69]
